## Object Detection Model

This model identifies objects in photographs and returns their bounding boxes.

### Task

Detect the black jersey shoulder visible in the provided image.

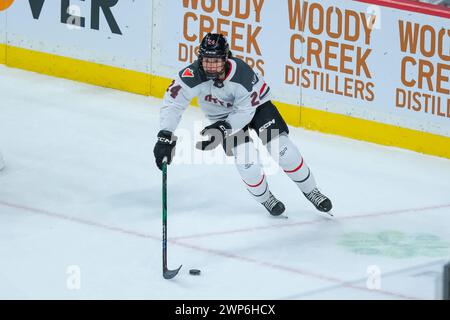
[228,57,258,92]
[178,60,208,88]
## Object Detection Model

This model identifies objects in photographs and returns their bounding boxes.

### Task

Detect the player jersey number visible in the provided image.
[250,91,260,107]
[167,80,182,99]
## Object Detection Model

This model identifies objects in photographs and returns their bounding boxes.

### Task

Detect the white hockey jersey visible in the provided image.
[160,57,271,133]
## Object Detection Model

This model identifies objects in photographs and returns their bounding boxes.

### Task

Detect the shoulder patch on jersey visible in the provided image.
[178,60,207,88]
[228,58,256,92]
[181,68,194,78]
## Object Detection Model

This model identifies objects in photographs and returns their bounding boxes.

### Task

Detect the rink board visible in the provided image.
[0,0,449,158]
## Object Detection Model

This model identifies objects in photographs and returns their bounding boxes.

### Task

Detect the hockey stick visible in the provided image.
[162,159,182,279]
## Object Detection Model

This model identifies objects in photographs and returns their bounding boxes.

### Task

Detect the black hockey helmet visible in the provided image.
[198,33,230,79]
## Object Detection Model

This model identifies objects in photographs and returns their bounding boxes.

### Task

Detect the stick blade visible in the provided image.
[163,265,182,279]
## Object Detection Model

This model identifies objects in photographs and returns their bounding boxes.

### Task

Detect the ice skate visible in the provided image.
[303,188,332,215]
[262,192,285,216]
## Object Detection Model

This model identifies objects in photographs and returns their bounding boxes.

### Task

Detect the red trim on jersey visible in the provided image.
[243,175,265,188]
[224,60,233,81]
[260,83,267,95]
[284,158,304,173]
[355,0,450,19]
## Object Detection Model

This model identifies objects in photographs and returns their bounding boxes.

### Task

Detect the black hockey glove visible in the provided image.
[153,130,177,170]
[196,120,232,151]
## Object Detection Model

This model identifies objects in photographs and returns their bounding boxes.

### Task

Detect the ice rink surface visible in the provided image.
[0,65,449,299]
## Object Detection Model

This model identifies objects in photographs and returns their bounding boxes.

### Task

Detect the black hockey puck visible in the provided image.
[189,269,201,276]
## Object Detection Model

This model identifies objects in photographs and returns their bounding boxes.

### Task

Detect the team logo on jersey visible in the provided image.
[181,68,194,78]
[204,94,232,108]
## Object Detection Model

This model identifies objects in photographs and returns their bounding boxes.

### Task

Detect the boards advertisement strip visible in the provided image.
[1,0,153,94]
[157,0,449,138]
[10,0,152,72]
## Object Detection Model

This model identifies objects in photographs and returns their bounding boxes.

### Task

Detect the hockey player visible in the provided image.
[153,33,332,216]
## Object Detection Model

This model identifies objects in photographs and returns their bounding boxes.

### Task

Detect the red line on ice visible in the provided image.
[1,200,446,300]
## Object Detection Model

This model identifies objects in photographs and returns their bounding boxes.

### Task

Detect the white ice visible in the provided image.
[0,65,449,300]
